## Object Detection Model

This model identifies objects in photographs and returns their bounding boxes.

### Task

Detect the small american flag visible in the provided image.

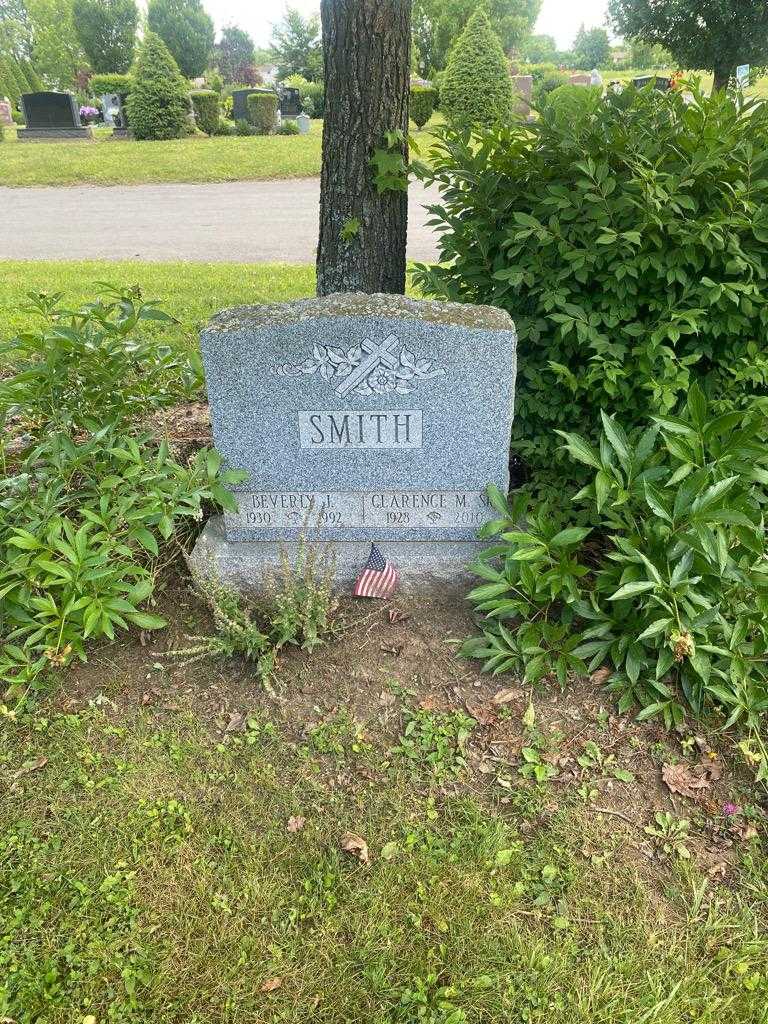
[353,543,399,599]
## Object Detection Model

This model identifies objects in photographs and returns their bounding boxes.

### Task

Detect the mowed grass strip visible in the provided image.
[2,701,767,1022]
[0,120,441,187]
[0,129,324,187]
[0,260,317,347]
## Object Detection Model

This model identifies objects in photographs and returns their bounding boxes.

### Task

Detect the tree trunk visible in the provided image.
[712,63,732,93]
[316,0,411,296]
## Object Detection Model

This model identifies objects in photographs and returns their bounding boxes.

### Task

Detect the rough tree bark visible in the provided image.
[712,63,732,93]
[316,0,411,296]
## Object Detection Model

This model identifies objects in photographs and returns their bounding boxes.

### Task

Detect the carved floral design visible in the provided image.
[274,335,445,396]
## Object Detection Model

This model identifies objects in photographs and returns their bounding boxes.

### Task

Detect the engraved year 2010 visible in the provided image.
[454,510,487,524]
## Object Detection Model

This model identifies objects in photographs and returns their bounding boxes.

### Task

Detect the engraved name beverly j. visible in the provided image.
[274,334,445,396]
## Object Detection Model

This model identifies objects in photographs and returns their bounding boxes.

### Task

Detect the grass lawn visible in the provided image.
[1,259,767,1022]
[0,260,317,344]
[1,583,766,1023]
[0,120,441,188]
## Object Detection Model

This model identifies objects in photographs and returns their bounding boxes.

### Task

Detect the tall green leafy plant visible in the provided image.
[0,286,243,703]
[415,85,768,490]
[463,387,768,777]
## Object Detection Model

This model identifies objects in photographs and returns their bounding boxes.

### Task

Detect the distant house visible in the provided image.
[255,64,279,86]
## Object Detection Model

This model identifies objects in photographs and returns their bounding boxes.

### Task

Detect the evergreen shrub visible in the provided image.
[125,32,190,141]
[190,89,219,134]
[247,91,277,134]
[410,85,437,128]
[440,8,514,129]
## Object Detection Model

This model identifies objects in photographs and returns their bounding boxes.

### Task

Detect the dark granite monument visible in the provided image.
[190,294,517,590]
[232,88,267,121]
[18,92,93,141]
[279,86,302,118]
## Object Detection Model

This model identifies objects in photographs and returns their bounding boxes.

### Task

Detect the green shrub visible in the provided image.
[277,119,299,135]
[544,82,602,119]
[22,61,43,92]
[190,89,219,134]
[0,123,4,142]
[247,91,277,134]
[440,7,514,129]
[463,386,768,777]
[234,117,251,136]
[90,72,133,98]
[12,110,24,125]
[416,85,768,488]
[524,63,570,105]
[0,55,22,106]
[211,117,234,136]
[125,32,190,141]
[0,285,241,702]
[410,84,437,128]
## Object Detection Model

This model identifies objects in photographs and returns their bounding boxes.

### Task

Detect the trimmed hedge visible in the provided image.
[441,8,514,129]
[544,83,603,121]
[410,85,437,128]
[91,73,133,97]
[247,91,277,135]
[191,89,220,135]
[125,32,190,141]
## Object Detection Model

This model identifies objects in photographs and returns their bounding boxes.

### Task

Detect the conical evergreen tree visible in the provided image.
[440,7,514,129]
[125,31,190,140]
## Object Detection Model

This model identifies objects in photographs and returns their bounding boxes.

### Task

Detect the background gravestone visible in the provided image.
[191,293,517,590]
[0,100,12,127]
[18,91,93,141]
[232,87,265,121]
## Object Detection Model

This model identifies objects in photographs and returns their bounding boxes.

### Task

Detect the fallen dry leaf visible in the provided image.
[735,822,758,842]
[662,762,710,799]
[286,816,306,833]
[387,608,409,624]
[465,699,497,726]
[340,831,370,864]
[418,693,443,712]
[590,666,613,686]
[694,736,723,781]
[12,756,48,781]
[260,977,282,993]
[491,687,523,705]
[224,710,246,734]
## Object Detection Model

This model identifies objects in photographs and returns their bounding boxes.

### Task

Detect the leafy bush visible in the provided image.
[234,117,251,136]
[190,89,220,134]
[415,85,768,488]
[211,117,234,136]
[463,387,768,777]
[440,7,514,129]
[12,110,24,125]
[90,72,133,98]
[543,82,602,119]
[247,91,277,134]
[0,286,241,702]
[524,63,570,105]
[125,32,190,141]
[0,54,23,106]
[0,123,4,142]
[410,84,437,128]
[277,119,299,135]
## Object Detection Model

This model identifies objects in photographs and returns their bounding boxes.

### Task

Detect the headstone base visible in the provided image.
[189,516,488,594]
[17,126,94,142]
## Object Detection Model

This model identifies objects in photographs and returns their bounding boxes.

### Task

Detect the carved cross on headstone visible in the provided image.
[335,334,399,395]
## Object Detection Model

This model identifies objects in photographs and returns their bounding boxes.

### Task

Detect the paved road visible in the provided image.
[0,178,442,263]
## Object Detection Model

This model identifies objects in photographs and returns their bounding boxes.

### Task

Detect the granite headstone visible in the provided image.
[18,91,93,141]
[191,294,517,590]
[0,100,12,127]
